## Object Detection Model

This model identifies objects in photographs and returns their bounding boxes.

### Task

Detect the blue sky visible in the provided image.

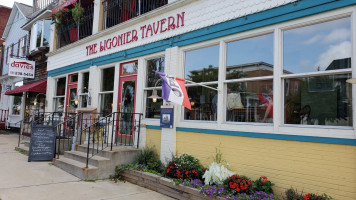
[185,17,351,76]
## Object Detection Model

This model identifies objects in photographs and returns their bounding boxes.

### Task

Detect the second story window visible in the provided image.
[30,20,51,51]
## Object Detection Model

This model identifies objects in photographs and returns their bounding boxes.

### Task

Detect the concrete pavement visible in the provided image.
[0,134,173,200]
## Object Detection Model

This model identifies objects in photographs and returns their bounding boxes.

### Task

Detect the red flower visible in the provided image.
[232,175,236,179]
[185,171,189,175]
[166,169,170,173]
[262,180,267,184]
[261,176,268,180]
[236,187,240,192]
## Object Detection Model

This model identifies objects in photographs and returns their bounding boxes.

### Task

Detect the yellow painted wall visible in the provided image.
[176,131,356,200]
[145,129,161,156]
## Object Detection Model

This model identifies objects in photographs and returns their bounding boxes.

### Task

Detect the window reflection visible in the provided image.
[227,34,274,79]
[284,17,351,74]
[284,74,352,126]
[185,45,219,82]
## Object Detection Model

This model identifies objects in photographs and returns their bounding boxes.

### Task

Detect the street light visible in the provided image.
[148,79,162,103]
[33,93,46,106]
[73,87,92,106]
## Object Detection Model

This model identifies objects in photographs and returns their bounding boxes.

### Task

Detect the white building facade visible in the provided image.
[46,0,356,198]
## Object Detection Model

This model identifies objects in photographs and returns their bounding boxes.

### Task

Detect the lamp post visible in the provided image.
[148,79,162,102]
[73,87,92,107]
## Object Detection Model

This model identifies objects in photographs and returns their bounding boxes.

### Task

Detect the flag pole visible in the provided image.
[184,79,220,92]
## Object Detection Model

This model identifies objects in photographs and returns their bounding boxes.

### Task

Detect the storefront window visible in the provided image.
[102,67,115,91]
[145,57,165,119]
[54,77,66,112]
[185,85,218,121]
[99,67,115,115]
[12,81,23,115]
[80,72,90,108]
[225,34,274,123]
[184,45,219,121]
[100,93,113,116]
[283,17,352,126]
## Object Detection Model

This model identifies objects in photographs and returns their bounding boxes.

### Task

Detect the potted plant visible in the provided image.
[52,8,71,30]
[70,2,85,42]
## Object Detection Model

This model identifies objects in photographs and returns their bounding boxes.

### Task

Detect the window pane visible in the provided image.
[284,74,352,126]
[54,97,65,112]
[82,72,89,93]
[227,34,273,79]
[56,77,66,96]
[70,74,78,82]
[147,57,165,87]
[80,95,88,108]
[185,45,219,82]
[102,67,115,91]
[122,62,138,74]
[36,20,43,47]
[12,96,22,115]
[226,80,273,123]
[184,85,218,121]
[43,20,51,47]
[145,90,162,119]
[284,18,351,74]
[100,93,113,116]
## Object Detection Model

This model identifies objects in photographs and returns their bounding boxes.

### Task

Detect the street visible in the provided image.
[0,133,172,200]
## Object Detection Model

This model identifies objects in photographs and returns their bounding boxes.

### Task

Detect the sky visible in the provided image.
[1,0,33,8]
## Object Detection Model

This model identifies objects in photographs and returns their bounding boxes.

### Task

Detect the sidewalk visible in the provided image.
[0,134,173,200]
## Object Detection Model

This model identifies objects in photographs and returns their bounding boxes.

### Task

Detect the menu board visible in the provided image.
[28,124,56,162]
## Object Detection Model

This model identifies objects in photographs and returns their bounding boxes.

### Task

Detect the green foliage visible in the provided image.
[135,146,162,172]
[71,2,85,25]
[51,8,71,29]
[284,188,303,200]
[223,175,253,195]
[253,176,274,194]
[111,163,134,181]
[164,153,205,180]
[284,188,332,200]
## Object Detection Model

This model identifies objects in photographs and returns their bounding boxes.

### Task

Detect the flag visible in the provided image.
[156,72,191,110]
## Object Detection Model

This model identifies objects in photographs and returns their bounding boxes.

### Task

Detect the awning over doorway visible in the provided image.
[5,80,47,96]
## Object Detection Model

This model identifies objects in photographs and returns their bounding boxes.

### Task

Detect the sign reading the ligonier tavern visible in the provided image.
[8,58,35,79]
[85,12,185,56]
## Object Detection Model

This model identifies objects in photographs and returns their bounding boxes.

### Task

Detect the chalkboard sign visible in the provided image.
[28,124,56,162]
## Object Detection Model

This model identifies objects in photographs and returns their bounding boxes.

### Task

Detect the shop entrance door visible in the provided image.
[116,61,137,145]
[64,73,78,135]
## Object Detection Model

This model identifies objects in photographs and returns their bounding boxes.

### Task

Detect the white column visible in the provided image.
[89,66,100,109]
[92,0,102,34]
[46,76,55,112]
[273,28,283,132]
[160,46,180,163]
[135,57,146,148]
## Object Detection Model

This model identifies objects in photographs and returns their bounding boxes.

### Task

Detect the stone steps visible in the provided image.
[54,143,140,180]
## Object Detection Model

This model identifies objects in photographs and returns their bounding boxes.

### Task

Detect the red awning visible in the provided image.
[5,80,47,96]
[52,0,77,13]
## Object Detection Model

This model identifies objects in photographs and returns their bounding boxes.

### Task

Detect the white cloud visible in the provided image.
[316,41,351,70]
[322,28,350,44]
[303,34,322,45]
[299,60,313,69]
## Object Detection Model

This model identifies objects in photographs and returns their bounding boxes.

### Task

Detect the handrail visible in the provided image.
[81,112,143,168]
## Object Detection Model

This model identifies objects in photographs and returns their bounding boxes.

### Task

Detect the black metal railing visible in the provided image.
[79,112,143,168]
[103,0,168,29]
[55,113,78,158]
[57,4,94,48]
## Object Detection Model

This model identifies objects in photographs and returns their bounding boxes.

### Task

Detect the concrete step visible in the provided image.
[54,157,100,180]
[64,151,110,168]
[76,144,140,159]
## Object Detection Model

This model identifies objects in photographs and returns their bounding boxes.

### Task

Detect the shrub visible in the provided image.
[203,162,235,185]
[253,176,274,194]
[164,153,204,180]
[285,188,303,200]
[284,188,332,200]
[223,175,253,195]
[135,146,162,172]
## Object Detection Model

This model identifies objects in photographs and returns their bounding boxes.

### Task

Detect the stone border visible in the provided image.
[119,169,223,200]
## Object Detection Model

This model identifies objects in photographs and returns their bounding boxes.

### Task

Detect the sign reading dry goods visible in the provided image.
[8,58,35,78]
[86,12,185,56]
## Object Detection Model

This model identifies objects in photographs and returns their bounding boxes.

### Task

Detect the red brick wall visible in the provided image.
[0,6,12,44]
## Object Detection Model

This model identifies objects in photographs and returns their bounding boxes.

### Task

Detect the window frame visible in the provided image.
[53,76,67,113]
[78,71,90,108]
[175,7,355,139]
[143,55,165,120]
[98,66,115,115]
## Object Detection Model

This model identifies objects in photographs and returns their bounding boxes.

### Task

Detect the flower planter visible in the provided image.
[119,169,224,200]
[69,28,78,42]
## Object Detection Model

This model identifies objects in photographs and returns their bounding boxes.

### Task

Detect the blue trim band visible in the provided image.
[48,0,356,76]
[146,125,162,130]
[176,127,356,146]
